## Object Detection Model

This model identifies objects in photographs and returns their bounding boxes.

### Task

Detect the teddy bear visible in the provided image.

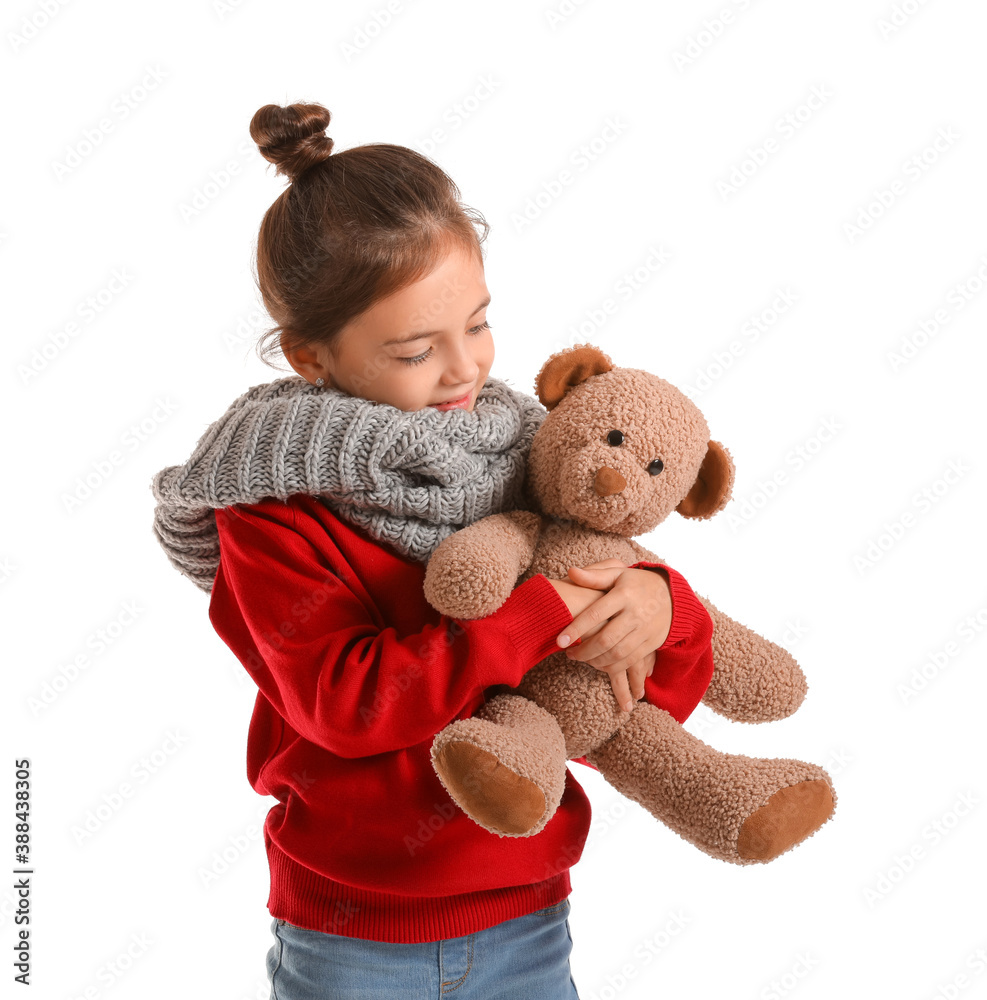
[422,344,836,865]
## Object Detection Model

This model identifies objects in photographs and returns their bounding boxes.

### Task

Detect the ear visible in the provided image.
[535,344,614,411]
[676,441,735,519]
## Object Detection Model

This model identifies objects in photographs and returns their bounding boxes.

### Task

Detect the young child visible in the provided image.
[151,102,715,1000]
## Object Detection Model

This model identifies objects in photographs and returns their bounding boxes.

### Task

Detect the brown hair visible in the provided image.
[248,102,490,371]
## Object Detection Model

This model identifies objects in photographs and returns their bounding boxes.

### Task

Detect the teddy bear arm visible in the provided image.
[695,594,808,723]
[423,511,545,620]
[625,542,807,722]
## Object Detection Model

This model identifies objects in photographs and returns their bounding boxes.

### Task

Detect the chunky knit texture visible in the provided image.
[150,375,545,592]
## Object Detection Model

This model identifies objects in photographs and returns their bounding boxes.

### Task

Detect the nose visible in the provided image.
[441,339,480,387]
[594,467,626,496]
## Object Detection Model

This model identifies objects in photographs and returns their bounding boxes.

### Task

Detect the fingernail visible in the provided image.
[624,700,634,713]
[557,635,570,647]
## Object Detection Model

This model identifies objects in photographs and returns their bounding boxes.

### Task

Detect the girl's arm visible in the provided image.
[207,501,574,760]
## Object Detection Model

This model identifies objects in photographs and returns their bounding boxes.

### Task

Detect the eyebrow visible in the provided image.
[382,296,491,346]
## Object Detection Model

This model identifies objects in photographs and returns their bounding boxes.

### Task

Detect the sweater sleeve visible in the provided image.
[207,502,574,760]
[627,560,713,648]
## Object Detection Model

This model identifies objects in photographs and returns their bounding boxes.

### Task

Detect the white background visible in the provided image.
[4,0,986,997]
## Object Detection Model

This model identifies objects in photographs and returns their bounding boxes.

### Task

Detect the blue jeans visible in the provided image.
[266,898,580,999]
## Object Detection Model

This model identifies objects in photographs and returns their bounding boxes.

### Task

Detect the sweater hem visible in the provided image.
[265,836,573,944]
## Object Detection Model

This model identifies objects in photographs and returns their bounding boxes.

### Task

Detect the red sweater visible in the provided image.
[208,494,714,943]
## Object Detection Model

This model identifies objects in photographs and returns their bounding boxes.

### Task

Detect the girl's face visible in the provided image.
[288,242,494,413]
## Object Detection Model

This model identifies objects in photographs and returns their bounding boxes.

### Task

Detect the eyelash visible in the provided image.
[400,321,491,366]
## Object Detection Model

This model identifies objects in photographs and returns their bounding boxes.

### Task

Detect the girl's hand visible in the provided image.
[555,560,672,713]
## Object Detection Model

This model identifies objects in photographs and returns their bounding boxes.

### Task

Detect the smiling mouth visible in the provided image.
[430,389,473,410]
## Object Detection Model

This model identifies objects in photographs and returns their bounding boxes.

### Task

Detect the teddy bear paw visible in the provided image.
[736,775,836,862]
[430,716,567,837]
[423,547,513,619]
[433,741,548,835]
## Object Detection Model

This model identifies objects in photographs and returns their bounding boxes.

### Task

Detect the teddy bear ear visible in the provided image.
[534,344,614,410]
[675,441,736,519]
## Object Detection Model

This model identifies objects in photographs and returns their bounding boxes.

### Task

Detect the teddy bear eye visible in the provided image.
[607,430,624,446]
[648,458,664,476]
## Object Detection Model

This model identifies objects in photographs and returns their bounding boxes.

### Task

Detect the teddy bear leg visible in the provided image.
[584,703,836,864]
[697,597,809,723]
[431,694,568,838]
[514,653,629,759]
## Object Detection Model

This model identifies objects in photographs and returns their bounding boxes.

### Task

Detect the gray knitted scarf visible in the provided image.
[150,375,545,594]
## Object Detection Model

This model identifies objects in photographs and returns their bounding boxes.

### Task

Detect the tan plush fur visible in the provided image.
[425,345,835,864]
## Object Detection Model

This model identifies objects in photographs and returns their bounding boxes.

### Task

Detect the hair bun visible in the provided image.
[250,102,335,182]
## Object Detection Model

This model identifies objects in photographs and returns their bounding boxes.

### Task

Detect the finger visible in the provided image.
[561,583,644,647]
[607,669,635,714]
[556,617,608,649]
[557,625,600,653]
[566,621,636,670]
[626,657,651,701]
[566,565,625,590]
[565,615,638,663]
[574,631,657,687]
[557,593,615,647]
[570,559,629,571]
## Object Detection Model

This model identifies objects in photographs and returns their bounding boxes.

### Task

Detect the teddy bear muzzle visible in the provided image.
[594,466,626,496]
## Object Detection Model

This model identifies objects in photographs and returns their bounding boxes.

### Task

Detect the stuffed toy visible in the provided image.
[423,344,836,865]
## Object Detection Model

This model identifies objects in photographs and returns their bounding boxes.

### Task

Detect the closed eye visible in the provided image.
[400,321,492,366]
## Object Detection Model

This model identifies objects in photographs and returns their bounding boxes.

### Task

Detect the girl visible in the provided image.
[151,102,714,999]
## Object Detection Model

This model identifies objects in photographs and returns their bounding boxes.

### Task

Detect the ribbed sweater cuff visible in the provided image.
[474,573,572,686]
[629,561,708,648]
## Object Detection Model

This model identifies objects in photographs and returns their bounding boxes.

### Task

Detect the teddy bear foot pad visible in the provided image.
[737,778,835,862]
[432,741,549,836]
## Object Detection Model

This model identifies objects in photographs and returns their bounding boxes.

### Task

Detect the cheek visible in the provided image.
[477,336,495,369]
[370,365,425,409]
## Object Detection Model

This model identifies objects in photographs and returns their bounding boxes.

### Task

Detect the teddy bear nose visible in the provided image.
[594,467,626,496]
